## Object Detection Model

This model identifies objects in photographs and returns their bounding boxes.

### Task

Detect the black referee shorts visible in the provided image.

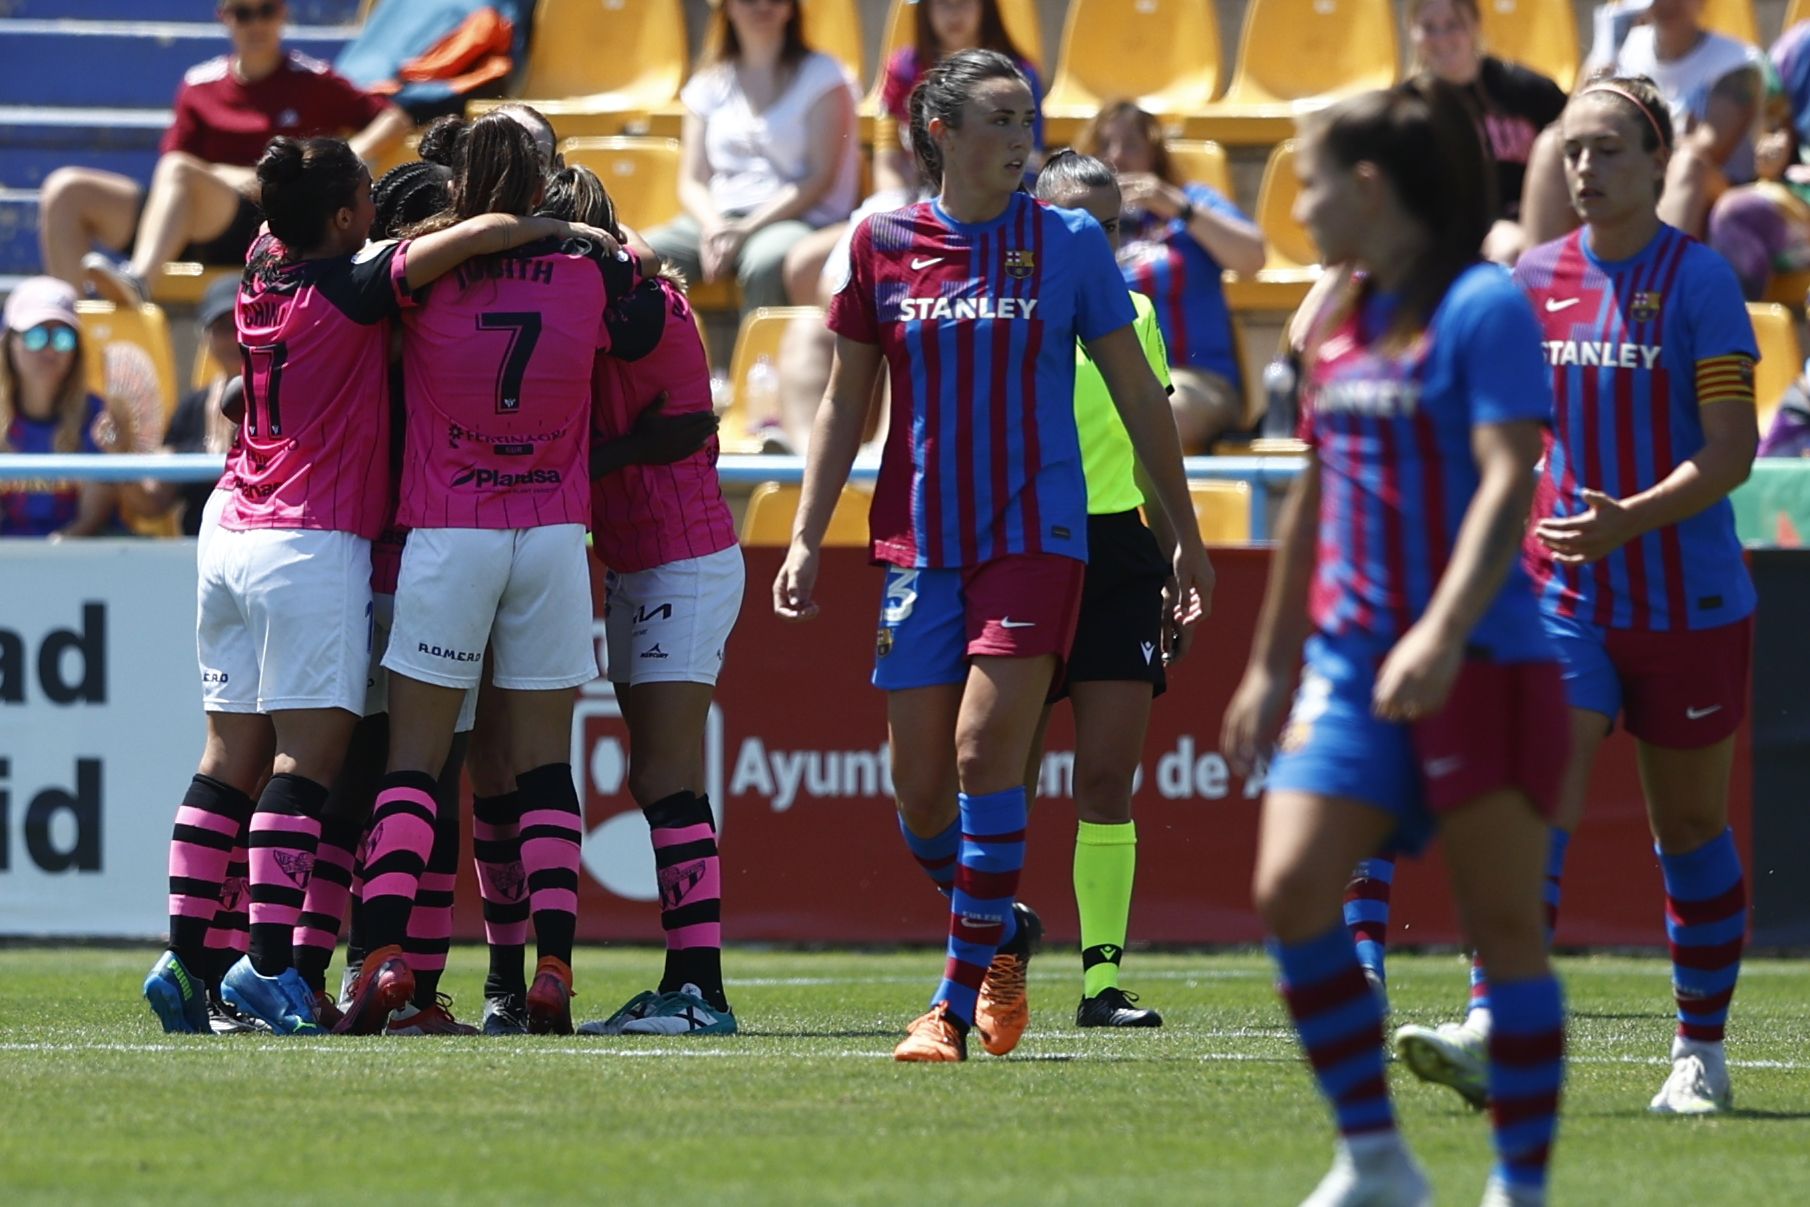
[1052,509,1168,702]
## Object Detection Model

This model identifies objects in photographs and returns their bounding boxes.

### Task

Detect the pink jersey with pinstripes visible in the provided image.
[397,237,633,529]
[590,278,735,572]
[222,231,413,539]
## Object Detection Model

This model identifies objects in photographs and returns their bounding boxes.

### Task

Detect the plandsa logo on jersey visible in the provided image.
[1542,340,1663,370]
[450,465,562,490]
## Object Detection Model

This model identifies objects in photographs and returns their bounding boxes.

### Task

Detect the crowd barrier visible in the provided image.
[5,536,1807,948]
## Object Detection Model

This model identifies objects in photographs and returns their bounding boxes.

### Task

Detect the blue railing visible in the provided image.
[0,453,1308,540]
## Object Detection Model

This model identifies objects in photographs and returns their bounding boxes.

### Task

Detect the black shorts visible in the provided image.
[135,194,263,266]
[1052,509,1169,701]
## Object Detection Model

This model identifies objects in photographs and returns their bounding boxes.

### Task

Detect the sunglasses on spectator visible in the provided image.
[19,325,78,354]
[221,2,282,23]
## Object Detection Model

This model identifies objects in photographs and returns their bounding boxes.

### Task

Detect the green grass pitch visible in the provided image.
[2,947,1807,1205]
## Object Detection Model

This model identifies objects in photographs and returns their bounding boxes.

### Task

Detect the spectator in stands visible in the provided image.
[1408,0,1568,264]
[0,278,121,538]
[1708,22,1810,299]
[770,0,1041,452]
[1079,101,1264,453]
[134,276,241,536]
[38,0,411,305]
[1522,0,1763,243]
[644,0,859,312]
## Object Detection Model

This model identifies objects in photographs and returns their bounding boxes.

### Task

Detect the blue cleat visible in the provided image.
[143,950,210,1034]
[220,956,323,1036]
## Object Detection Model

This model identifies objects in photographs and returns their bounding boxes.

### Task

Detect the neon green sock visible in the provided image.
[1074,820,1137,998]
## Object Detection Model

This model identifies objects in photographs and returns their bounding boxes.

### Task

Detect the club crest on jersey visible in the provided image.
[1004,248,1035,279]
[1631,291,1663,323]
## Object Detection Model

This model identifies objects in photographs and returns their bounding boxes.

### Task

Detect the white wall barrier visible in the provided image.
[1,540,205,936]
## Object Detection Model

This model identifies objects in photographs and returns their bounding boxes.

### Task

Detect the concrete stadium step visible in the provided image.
[2,1,364,22]
[0,20,356,108]
[0,190,43,278]
[0,108,167,190]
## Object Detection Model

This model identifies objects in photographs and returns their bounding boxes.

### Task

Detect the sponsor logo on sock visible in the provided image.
[272,849,314,890]
[495,861,527,902]
[958,913,997,930]
[658,858,708,909]
[1083,943,1123,968]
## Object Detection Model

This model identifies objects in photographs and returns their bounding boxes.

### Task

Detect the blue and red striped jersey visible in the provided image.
[1301,263,1553,659]
[1117,182,1246,388]
[828,193,1135,568]
[1514,226,1757,631]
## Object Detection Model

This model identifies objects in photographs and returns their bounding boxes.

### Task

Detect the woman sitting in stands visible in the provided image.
[643,0,859,313]
[1078,101,1264,453]
[0,277,125,538]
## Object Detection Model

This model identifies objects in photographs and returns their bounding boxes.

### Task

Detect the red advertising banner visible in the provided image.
[449,547,1752,949]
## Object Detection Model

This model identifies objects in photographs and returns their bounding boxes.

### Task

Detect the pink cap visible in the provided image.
[3,276,79,333]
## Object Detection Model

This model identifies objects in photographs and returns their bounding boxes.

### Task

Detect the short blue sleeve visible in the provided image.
[1187,182,1250,225]
[1061,208,1138,342]
[1679,244,1760,363]
[1445,265,1554,428]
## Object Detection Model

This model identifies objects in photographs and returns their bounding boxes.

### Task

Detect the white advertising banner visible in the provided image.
[0,540,205,937]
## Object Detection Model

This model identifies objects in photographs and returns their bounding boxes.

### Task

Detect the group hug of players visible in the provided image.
[141,46,1759,1207]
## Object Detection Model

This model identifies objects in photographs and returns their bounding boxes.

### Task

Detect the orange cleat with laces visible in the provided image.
[526,955,575,1035]
[974,902,1042,1056]
[893,1001,968,1062]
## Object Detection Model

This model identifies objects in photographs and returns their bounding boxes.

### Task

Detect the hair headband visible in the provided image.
[1580,84,1669,151]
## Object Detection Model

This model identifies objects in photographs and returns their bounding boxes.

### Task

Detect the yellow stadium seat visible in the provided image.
[149,262,235,307]
[1165,139,1232,198]
[467,0,686,138]
[1789,0,1810,35]
[1763,267,1810,310]
[801,0,864,89]
[1188,479,1252,545]
[1698,0,1758,46]
[76,301,177,420]
[1255,141,1316,271]
[559,136,684,230]
[192,341,230,391]
[741,481,872,546]
[1477,0,1578,92]
[722,306,821,452]
[1748,301,1802,437]
[1041,0,1223,146]
[1185,0,1398,146]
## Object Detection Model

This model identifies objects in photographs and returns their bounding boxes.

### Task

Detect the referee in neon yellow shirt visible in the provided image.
[1031,151,1205,1027]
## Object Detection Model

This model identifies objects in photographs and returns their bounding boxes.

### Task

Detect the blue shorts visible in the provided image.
[1540,609,1751,746]
[1266,633,1568,854]
[870,556,1085,691]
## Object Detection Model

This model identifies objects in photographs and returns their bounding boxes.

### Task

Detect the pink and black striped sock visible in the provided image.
[166,774,257,974]
[645,791,725,1010]
[517,764,584,966]
[292,812,360,993]
[359,770,440,954]
[473,791,529,999]
[247,773,329,976]
[405,785,461,1006]
[204,843,251,988]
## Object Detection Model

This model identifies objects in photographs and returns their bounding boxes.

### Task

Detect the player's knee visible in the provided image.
[1072,766,1135,823]
[1652,810,1728,857]
[1252,857,1327,939]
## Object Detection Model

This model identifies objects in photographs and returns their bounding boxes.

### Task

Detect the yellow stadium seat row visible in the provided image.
[474,0,1783,148]
[741,481,871,546]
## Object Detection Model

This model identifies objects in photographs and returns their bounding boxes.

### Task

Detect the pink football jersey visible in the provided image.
[397,238,634,529]
[222,231,412,539]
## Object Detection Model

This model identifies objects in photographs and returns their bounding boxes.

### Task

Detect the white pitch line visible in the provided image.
[1,1040,1802,1071]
